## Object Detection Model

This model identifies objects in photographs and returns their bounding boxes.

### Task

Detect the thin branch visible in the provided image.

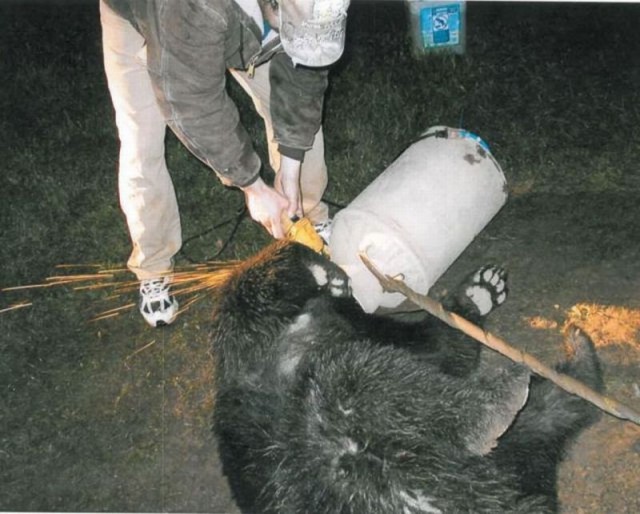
[359,252,640,426]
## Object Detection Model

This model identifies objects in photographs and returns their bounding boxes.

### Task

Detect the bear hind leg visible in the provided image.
[493,326,604,505]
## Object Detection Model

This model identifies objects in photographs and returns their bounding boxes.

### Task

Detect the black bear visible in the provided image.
[210,240,603,513]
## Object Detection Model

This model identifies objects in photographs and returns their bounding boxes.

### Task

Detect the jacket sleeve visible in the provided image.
[145,2,261,188]
[269,51,329,162]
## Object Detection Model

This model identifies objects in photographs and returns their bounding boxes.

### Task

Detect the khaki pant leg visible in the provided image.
[100,0,181,280]
[230,64,329,224]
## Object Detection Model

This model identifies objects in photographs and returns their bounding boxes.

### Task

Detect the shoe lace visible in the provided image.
[314,220,332,231]
[141,278,170,301]
[313,220,333,243]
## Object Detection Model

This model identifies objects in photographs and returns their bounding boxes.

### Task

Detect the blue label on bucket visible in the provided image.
[456,129,491,152]
[420,4,461,48]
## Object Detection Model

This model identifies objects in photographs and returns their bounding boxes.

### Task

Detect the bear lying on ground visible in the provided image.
[210,240,603,513]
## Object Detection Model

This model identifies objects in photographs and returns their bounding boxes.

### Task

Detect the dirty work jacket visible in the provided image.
[103,0,329,187]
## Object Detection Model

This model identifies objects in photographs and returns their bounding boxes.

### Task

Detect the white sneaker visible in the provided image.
[313,219,333,245]
[139,276,178,327]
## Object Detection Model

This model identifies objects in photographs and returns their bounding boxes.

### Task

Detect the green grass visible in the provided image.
[1,1,639,511]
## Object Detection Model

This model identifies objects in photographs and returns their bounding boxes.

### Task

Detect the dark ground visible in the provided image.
[1,1,639,513]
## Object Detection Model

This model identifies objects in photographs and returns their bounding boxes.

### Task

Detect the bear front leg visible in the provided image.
[446,264,509,323]
[432,265,509,377]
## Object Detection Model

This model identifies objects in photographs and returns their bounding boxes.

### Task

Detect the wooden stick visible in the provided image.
[359,252,640,426]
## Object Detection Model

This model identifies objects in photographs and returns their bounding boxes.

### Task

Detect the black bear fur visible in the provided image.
[210,241,603,513]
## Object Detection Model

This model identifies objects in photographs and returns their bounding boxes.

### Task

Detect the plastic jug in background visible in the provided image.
[406,0,466,56]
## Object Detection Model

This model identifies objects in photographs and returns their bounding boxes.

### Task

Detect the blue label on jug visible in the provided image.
[420,4,461,48]
[456,129,491,152]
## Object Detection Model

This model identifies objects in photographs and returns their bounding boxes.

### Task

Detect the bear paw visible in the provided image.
[307,261,351,298]
[463,265,508,316]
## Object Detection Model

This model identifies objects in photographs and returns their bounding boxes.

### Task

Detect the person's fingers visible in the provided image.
[241,177,291,239]
[287,202,298,220]
[271,217,285,239]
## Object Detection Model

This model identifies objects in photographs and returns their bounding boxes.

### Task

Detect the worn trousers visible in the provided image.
[99,0,329,280]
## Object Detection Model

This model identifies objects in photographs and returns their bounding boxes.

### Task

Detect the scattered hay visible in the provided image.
[526,303,640,348]
[565,303,640,348]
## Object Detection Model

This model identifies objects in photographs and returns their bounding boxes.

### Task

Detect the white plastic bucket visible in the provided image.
[329,126,507,313]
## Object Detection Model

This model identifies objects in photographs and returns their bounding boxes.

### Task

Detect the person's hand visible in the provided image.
[274,155,303,220]
[242,177,290,239]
